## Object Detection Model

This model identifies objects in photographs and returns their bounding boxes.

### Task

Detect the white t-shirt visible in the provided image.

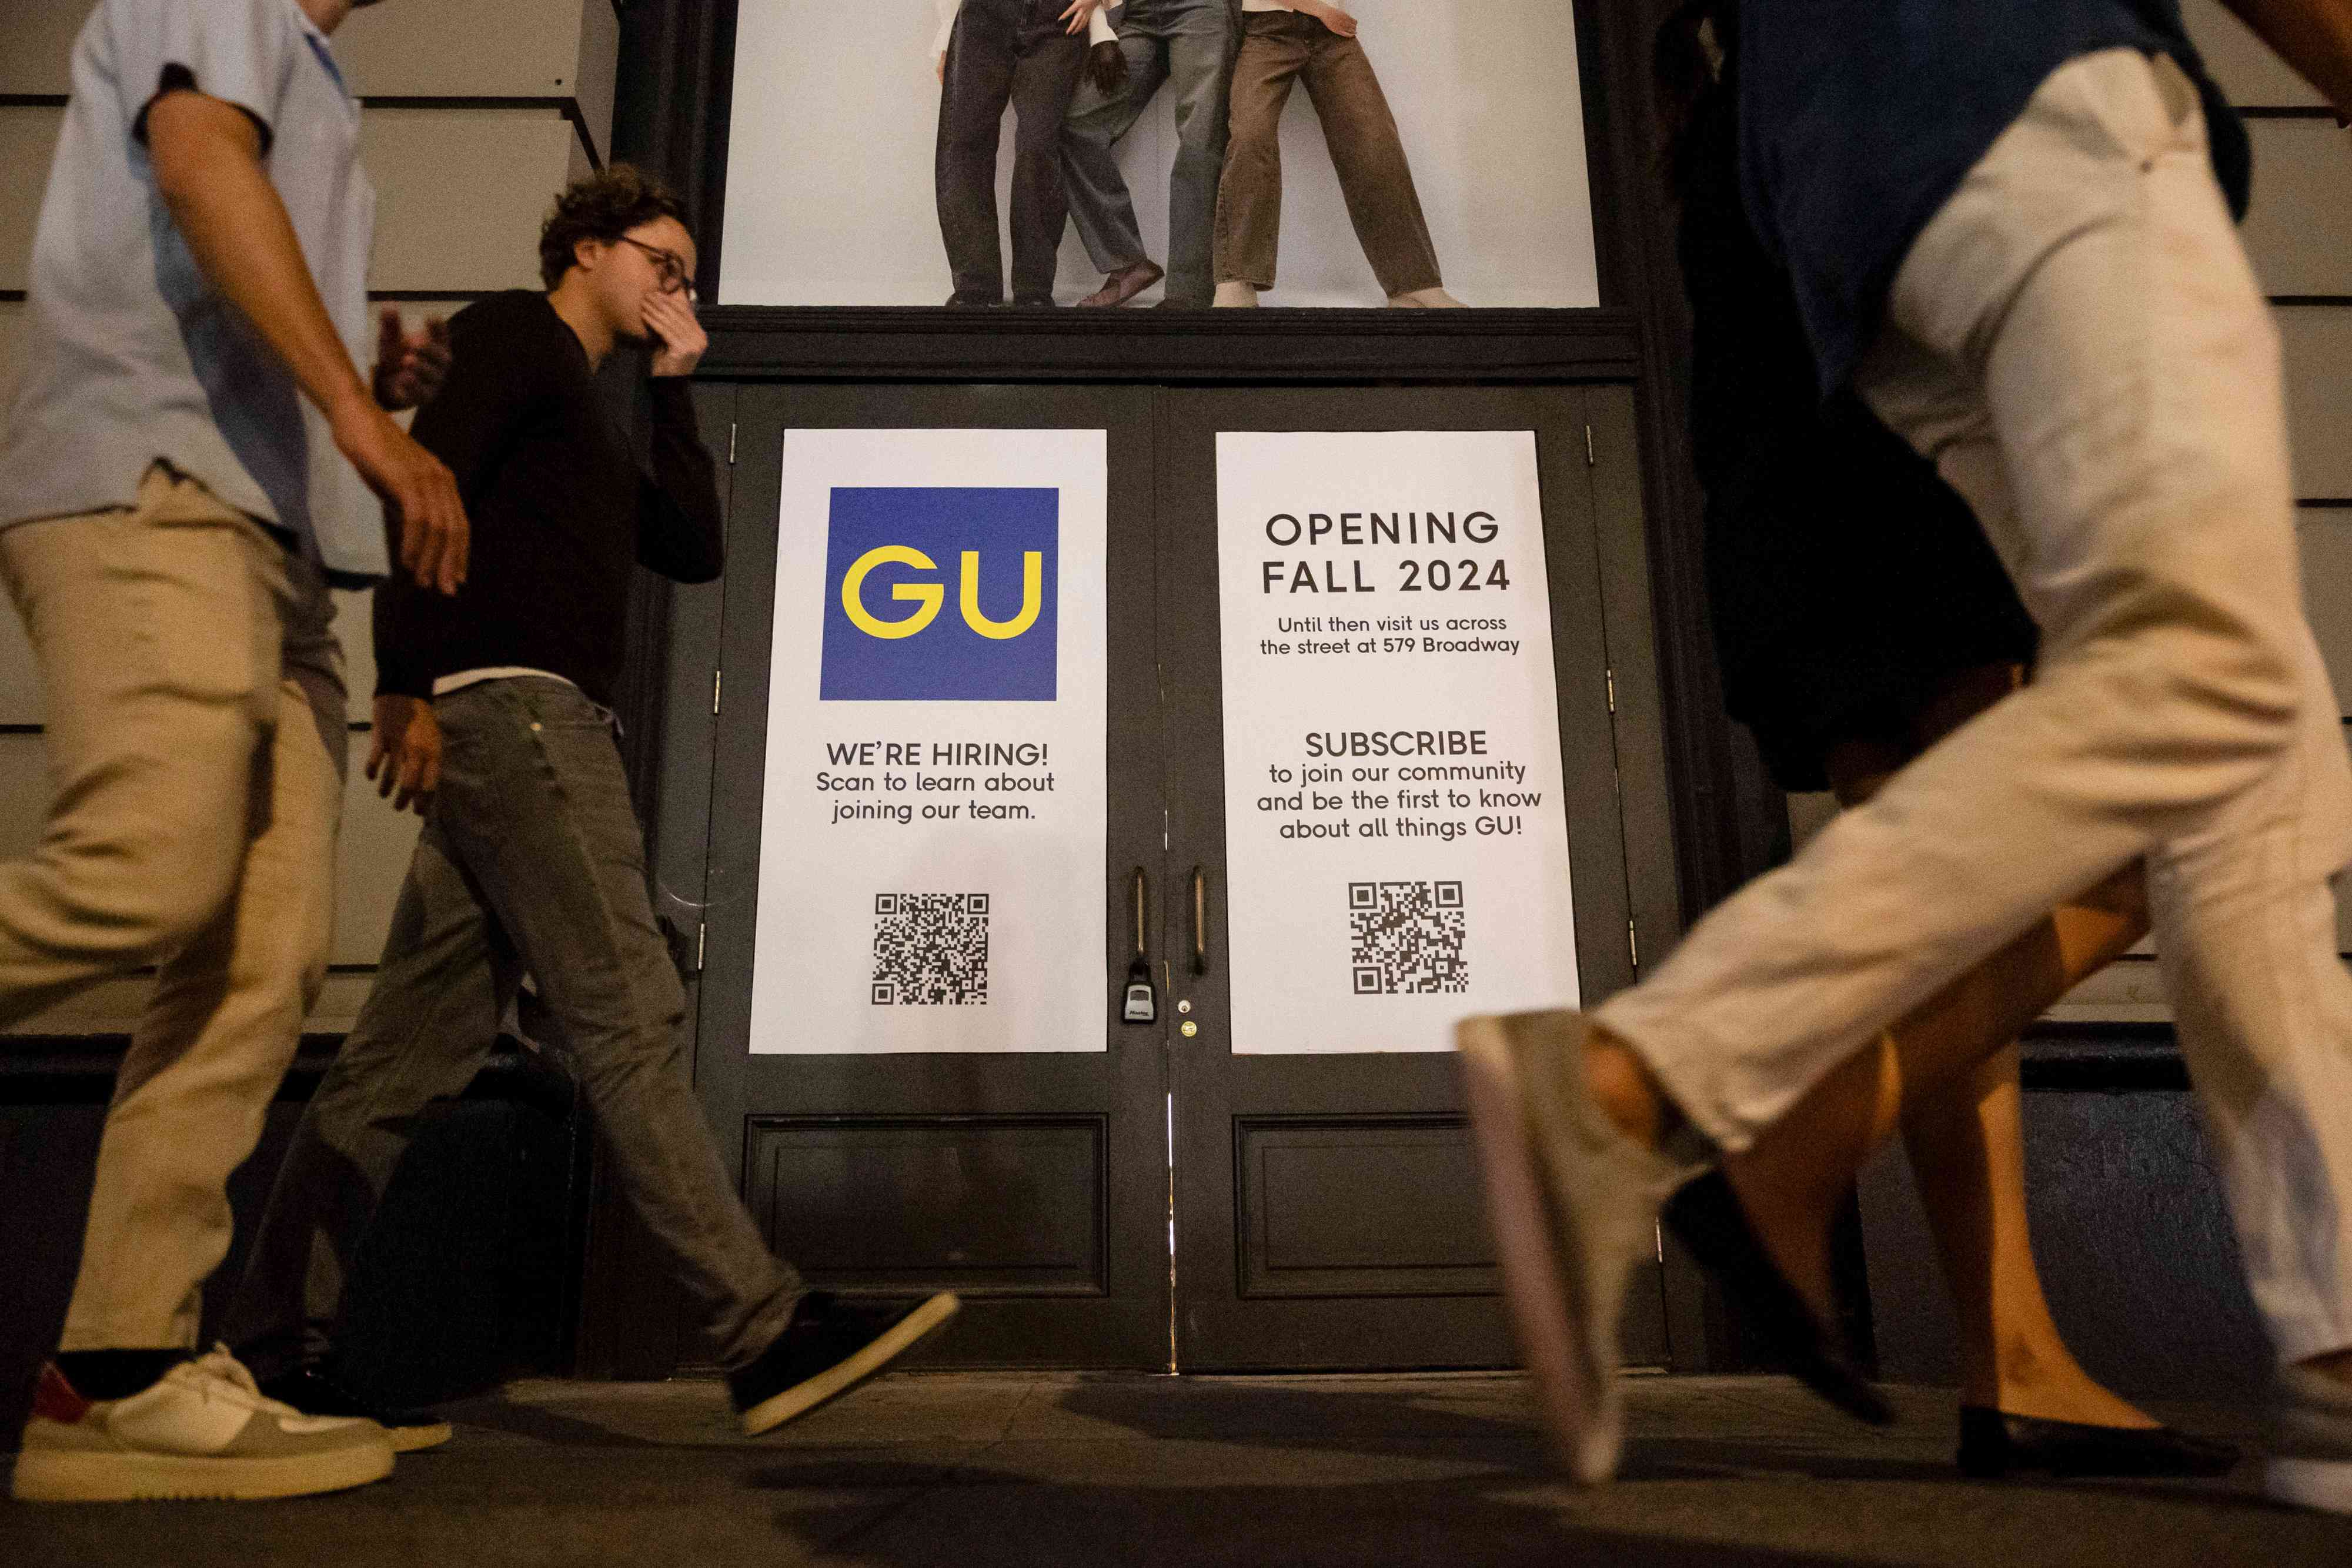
[933,0,1117,60]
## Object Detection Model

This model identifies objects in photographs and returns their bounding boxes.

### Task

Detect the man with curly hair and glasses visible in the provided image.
[220,166,958,1453]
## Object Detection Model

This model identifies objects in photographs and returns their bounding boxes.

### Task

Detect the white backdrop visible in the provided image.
[721,0,1599,308]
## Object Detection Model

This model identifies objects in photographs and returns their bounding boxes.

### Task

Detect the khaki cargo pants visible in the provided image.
[0,464,346,1352]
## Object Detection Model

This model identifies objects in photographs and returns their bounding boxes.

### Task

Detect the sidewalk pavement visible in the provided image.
[5,1371,2346,1566]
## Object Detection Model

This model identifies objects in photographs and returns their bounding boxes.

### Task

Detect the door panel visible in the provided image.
[698,385,1170,1368]
[1157,387,1668,1369]
[686,380,1673,1373]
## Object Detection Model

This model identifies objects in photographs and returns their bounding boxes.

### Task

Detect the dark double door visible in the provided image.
[670,381,1672,1370]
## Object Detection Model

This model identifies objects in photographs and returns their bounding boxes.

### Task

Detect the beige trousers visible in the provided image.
[0,465,347,1352]
[1597,51,2352,1363]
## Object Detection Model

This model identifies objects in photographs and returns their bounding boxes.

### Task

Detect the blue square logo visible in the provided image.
[819,487,1059,702]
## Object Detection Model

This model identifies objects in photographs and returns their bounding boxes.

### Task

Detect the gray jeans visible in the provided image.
[225,677,804,1377]
[1061,0,1237,307]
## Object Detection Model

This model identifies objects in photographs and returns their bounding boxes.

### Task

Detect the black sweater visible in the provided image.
[374,292,724,707]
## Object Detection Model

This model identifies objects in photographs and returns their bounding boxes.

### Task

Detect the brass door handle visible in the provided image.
[1190,864,1208,975]
[1131,866,1149,962]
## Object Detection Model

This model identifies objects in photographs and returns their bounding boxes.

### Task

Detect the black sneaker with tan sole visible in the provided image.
[727,1292,960,1436]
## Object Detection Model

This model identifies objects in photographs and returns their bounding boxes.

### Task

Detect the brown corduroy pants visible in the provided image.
[1212,10,1443,298]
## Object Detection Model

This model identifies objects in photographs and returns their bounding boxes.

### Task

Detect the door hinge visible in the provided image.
[696,922,707,974]
[1585,425,1596,467]
[712,668,723,715]
[728,422,737,465]
[1605,667,1617,715]
[1628,918,1641,973]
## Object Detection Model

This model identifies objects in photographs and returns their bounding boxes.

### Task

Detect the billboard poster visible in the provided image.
[750,429,1110,1054]
[723,0,1598,310]
[1214,430,1580,1054]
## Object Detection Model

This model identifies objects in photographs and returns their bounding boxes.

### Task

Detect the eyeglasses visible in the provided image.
[617,236,698,305]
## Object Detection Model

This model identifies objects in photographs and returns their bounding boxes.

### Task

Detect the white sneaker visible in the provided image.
[9,1348,395,1503]
[2267,1363,2352,1515]
[1457,1009,1708,1485]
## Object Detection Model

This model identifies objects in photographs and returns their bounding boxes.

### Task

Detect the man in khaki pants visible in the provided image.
[1455,0,2352,1519]
[0,0,465,1504]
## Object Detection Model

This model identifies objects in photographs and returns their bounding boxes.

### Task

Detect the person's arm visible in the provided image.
[368,569,442,815]
[636,292,724,584]
[143,91,467,591]
[2219,0,2352,121]
[373,307,452,413]
[934,0,960,80]
[1288,1,1358,38]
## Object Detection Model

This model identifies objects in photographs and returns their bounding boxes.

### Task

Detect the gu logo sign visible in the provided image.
[819,487,1059,701]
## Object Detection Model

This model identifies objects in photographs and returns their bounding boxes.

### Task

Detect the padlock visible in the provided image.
[1122,958,1157,1024]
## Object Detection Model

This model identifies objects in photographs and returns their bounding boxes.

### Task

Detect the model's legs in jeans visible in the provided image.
[937,0,1023,305]
[1063,29,1169,280]
[223,823,517,1380]
[0,469,343,1359]
[1155,1,1237,307]
[1295,25,1443,299]
[1215,16,1308,293]
[1005,7,1087,305]
[432,680,806,1370]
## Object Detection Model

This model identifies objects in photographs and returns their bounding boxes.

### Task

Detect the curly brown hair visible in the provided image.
[538,165,689,290]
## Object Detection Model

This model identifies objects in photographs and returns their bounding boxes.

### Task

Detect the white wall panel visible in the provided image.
[2,0,617,139]
[574,0,622,163]
[4,106,575,296]
[0,734,48,862]
[2241,121,2352,297]
[2283,307,2352,499]
[0,581,41,729]
[334,759,425,967]
[0,298,26,434]
[365,108,577,293]
[0,0,93,97]
[2303,512,2352,716]
[338,0,611,136]
[2184,0,2328,109]
[0,106,65,294]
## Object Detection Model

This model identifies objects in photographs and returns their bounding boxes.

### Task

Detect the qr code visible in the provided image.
[1349,881,1468,995]
[871,892,991,1006]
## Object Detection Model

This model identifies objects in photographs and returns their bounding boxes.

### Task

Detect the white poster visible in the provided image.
[750,429,1110,1054]
[721,0,1599,309]
[1216,431,1579,1054]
